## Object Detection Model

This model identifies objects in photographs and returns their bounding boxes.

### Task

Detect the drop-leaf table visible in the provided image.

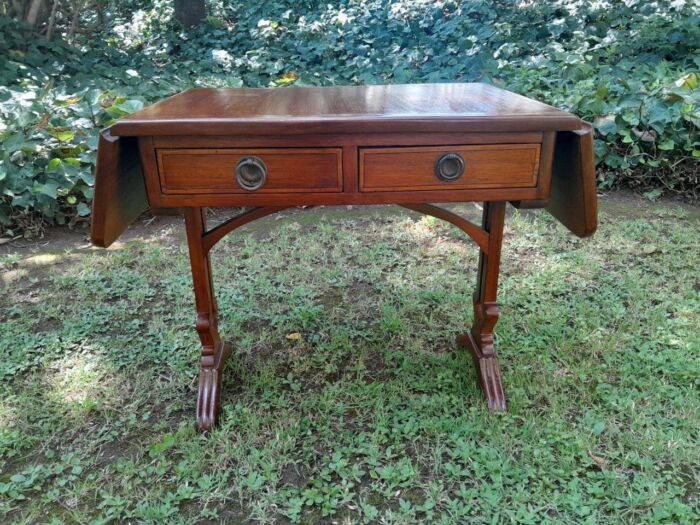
[91,83,597,431]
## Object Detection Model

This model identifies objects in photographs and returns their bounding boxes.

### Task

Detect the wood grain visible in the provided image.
[360,144,540,192]
[111,83,582,136]
[546,123,598,237]
[90,129,148,248]
[152,131,544,149]
[145,187,545,208]
[456,202,508,411]
[157,148,342,194]
[89,83,598,430]
[184,207,227,431]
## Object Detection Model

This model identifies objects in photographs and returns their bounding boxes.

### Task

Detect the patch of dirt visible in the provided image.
[184,501,253,525]
[279,462,308,487]
[349,279,376,296]
[596,189,700,220]
[95,436,134,467]
[34,316,62,333]
[2,194,697,260]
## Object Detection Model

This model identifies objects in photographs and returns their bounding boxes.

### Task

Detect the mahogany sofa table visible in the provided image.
[91,83,597,431]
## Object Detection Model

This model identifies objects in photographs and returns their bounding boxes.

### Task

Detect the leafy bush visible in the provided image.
[0,17,186,233]
[0,1,698,235]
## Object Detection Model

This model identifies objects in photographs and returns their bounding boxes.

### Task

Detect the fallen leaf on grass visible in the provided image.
[588,450,607,470]
[286,332,301,341]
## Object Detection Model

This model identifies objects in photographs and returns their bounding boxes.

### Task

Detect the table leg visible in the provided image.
[457,201,507,410]
[185,207,232,431]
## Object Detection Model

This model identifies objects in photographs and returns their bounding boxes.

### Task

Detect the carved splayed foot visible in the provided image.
[474,348,506,411]
[456,332,507,411]
[196,342,232,431]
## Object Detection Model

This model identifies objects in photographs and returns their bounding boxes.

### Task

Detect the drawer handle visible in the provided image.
[435,153,465,182]
[235,156,267,191]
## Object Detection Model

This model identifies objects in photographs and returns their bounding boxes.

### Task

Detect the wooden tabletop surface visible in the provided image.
[111,83,582,136]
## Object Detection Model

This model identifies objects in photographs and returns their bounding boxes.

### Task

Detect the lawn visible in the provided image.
[2,1,699,233]
[1,196,698,524]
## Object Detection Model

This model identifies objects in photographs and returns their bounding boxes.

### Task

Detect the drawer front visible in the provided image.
[359,144,540,192]
[157,148,343,194]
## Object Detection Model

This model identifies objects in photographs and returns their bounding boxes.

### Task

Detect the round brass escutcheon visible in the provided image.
[434,152,465,182]
[235,156,268,191]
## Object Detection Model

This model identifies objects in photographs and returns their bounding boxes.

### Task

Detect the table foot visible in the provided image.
[457,332,506,411]
[196,342,232,431]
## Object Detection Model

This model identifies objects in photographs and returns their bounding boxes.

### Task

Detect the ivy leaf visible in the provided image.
[674,73,697,90]
[86,135,100,149]
[658,139,675,150]
[76,202,90,216]
[594,115,617,135]
[46,158,63,172]
[34,182,59,199]
[4,133,28,153]
[115,99,144,114]
[48,128,75,142]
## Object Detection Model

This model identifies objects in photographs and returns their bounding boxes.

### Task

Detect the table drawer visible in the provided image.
[359,144,540,192]
[157,148,343,194]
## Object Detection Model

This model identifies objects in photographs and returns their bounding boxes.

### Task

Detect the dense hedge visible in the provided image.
[1,1,698,235]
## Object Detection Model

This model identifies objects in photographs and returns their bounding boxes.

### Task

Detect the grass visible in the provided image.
[0,200,698,524]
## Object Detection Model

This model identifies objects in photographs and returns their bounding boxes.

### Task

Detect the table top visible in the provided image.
[111,83,582,136]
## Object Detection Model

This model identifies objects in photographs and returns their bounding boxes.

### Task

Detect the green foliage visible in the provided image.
[1,1,699,234]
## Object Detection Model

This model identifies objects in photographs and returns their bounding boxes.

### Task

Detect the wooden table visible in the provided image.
[91,83,597,431]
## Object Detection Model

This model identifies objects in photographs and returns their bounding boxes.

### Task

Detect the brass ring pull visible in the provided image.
[435,153,465,182]
[235,156,267,191]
